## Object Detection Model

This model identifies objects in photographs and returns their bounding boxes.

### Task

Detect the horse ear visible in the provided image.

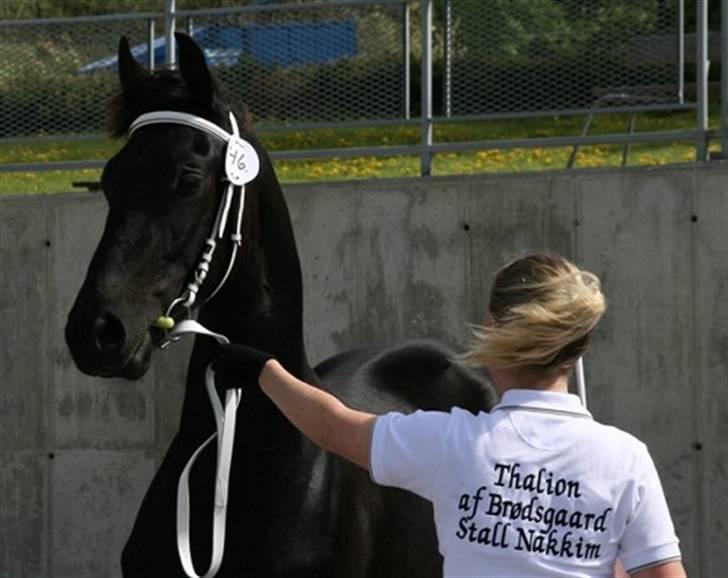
[175,32,214,105]
[118,36,147,94]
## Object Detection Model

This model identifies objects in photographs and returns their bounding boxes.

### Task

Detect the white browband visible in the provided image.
[130,110,232,143]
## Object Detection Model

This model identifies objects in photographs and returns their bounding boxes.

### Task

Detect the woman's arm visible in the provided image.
[259,359,377,470]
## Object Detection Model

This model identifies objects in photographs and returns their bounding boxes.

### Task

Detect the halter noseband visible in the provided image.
[128,110,260,347]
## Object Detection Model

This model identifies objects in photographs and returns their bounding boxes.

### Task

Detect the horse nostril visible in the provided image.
[94,313,126,352]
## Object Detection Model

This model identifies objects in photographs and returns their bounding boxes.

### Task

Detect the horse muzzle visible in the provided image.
[65,302,154,380]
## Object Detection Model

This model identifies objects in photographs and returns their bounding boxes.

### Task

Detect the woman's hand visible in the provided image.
[211,344,274,389]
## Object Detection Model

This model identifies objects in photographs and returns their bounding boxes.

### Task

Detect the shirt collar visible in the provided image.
[493,389,592,419]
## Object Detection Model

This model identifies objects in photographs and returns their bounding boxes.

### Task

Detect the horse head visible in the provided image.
[65,33,275,380]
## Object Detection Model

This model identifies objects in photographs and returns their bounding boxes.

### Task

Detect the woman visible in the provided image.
[214,253,685,578]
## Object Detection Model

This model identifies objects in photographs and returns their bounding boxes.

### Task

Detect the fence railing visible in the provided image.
[0,0,725,176]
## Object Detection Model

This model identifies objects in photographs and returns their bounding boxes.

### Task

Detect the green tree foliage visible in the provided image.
[1,0,721,31]
[447,0,693,63]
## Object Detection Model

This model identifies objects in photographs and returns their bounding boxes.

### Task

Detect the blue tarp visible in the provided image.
[80,20,357,73]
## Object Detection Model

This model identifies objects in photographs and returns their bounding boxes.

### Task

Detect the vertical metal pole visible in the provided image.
[187,16,194,36]
[622,113,638,167]
[420,0,433,176]
[576,358,587,409]
[443,0,452,117]
[403,3,411,120]
[567,112,594,169]
[165,0,176,68]
[678,0,685,104]
[721,0,728,156]
[147,18,156,71]
[696,0,709,161]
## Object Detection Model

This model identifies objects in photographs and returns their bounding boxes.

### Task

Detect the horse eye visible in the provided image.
[176,174,202,198]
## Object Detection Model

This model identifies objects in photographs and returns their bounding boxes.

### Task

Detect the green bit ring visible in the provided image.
[153,315,176,331]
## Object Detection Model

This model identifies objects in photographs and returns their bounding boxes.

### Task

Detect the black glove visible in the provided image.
[211,343,274,390]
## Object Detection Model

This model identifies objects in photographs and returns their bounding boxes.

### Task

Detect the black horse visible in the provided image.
[65,33,494,577]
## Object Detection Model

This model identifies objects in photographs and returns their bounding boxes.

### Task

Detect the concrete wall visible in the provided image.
[0,163,726,577]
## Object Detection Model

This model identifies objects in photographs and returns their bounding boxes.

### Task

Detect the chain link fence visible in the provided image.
[0,13,162,140]
[442,0,686,118]
[179,2,409,124]
[0,0,723,171]
[0,1,409,140]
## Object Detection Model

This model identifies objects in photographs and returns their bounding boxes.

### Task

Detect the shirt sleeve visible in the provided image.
[369,410,452,501]
[618,447,682,573]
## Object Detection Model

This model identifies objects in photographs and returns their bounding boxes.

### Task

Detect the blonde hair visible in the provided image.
[462,254,606,374]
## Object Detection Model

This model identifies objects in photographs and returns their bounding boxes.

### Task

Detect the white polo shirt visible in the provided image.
[370,389,681,578]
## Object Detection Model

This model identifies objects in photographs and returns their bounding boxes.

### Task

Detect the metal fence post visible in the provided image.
[420,0,433,176]
[721,0,728,157]
[165,0,176,68]
[678,0,685,104]
[147,18,156,70]
[403,3,411,120]
[443,0,452,118]
[696,0,709,161]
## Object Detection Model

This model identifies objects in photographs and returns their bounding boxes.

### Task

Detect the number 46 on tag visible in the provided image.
[225,136,260,186]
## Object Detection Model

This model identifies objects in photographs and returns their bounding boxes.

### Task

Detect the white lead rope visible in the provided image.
[167,320,239,578]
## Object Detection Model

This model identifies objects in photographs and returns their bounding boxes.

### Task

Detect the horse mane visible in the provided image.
[107,68,251,138]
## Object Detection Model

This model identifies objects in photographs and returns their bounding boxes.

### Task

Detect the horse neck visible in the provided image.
[179,163,319,431]
[175,170,318,444]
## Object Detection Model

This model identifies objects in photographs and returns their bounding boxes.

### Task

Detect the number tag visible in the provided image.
[225,136,260,186]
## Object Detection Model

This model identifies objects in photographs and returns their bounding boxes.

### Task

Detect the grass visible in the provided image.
[0,107,722,195]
